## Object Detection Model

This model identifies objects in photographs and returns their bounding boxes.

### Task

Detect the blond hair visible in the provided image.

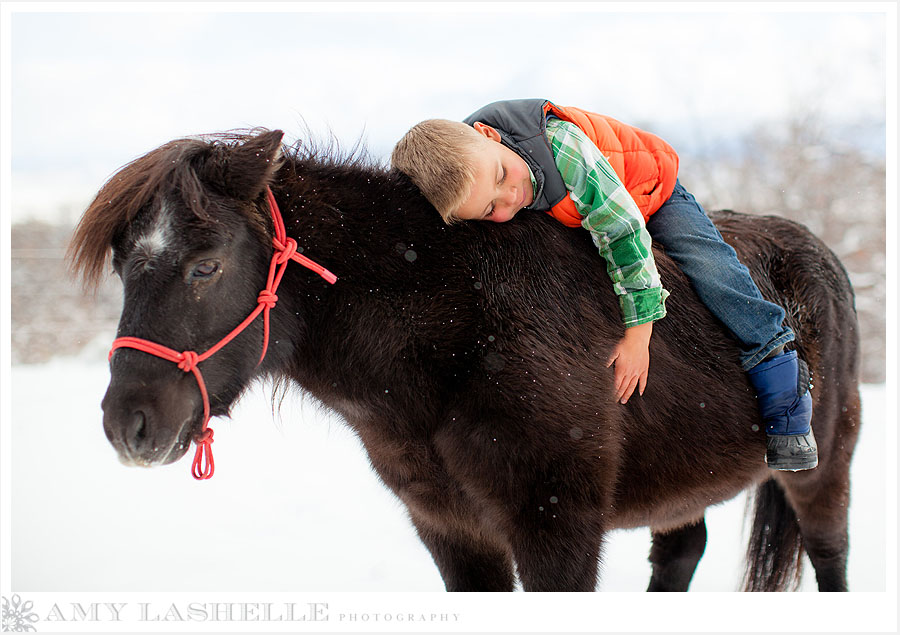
[390,119,485,223]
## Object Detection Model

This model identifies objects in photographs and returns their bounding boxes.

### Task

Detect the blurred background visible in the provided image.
[8,7,887,381]
[4,4,892,600]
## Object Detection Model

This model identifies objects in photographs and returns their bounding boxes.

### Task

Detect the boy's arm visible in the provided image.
[546,118,668,402]
[547,118,667,325]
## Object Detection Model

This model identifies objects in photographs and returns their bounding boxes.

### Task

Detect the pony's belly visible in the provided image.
[608,467,770,533]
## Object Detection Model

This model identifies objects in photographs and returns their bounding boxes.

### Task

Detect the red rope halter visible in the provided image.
[108,186,337,480]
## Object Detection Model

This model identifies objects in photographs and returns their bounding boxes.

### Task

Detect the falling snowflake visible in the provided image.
[1,595,39,632]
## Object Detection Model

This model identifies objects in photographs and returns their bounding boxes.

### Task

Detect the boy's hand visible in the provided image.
[606,322,653,404]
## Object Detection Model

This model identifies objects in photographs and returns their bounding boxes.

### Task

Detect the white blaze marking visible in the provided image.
[135,200,173,257]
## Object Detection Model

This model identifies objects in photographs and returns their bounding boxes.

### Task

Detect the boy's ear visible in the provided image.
[472,122,502,143]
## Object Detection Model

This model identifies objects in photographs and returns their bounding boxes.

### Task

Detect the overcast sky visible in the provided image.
[3,3,891,223]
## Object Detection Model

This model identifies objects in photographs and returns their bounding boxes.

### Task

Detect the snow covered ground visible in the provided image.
[8,345,888,595]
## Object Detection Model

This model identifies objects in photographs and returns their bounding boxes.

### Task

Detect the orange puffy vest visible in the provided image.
[463,99,680,227]
[544,103,680,226]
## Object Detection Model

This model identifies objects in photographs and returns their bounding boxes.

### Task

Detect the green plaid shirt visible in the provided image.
[543,118,668,327]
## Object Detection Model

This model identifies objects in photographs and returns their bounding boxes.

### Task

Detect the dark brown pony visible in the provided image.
[68,129,861,591]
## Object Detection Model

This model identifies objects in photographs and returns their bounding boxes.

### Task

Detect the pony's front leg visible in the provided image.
[507,509,604,592]
[357,429,516,591]
[647,517,708,591]
[409,513,516,591]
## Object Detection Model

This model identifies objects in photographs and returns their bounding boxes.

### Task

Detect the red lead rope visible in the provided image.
[109,187,337,480]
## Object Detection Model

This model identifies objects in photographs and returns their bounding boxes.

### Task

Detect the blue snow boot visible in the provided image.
[747,350,818,471]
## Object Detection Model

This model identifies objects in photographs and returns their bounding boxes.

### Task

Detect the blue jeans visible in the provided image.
[645,181,795,370]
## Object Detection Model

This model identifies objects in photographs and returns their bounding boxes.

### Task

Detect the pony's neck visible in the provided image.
[272,157,360,246]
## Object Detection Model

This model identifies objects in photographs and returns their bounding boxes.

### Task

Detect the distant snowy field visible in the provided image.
[10,351,887,593]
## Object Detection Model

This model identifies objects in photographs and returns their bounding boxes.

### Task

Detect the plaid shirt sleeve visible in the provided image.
[546,118,668,327]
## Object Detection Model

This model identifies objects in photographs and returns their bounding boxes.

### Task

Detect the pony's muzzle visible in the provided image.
[101,379,199,467]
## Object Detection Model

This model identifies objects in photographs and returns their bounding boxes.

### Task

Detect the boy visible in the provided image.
[391,98,816,471]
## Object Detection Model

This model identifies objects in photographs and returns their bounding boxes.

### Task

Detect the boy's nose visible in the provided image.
[487,189,520,223]
[501,187,519,210]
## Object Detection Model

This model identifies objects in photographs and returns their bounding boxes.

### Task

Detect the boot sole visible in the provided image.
[766,454,818,471]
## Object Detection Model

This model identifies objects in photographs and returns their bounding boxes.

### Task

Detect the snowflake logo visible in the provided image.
[1,595,39,632]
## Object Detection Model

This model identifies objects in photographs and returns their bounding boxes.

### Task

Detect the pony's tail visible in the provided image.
[742,479,805,591]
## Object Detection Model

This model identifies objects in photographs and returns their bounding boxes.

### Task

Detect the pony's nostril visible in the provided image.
[125,409,149,453]
[135,412,147,441]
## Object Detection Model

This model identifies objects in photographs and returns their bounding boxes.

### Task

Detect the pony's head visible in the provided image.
[69,129,285,467]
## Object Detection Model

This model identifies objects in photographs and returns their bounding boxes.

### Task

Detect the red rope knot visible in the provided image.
[177,350,200,373]
[274,236,298,265]
[191,427,215,480]
[257,289,278,310]
[194,427,214,444]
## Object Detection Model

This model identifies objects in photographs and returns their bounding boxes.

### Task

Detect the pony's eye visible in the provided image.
[190,260,220,280]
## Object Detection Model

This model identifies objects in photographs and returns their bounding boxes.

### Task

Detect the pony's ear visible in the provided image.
[209,129,285,200]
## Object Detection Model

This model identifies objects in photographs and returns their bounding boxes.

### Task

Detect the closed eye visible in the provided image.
[189,259,220,281]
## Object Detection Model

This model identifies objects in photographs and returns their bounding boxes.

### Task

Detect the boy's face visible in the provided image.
[453,123,534,223]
